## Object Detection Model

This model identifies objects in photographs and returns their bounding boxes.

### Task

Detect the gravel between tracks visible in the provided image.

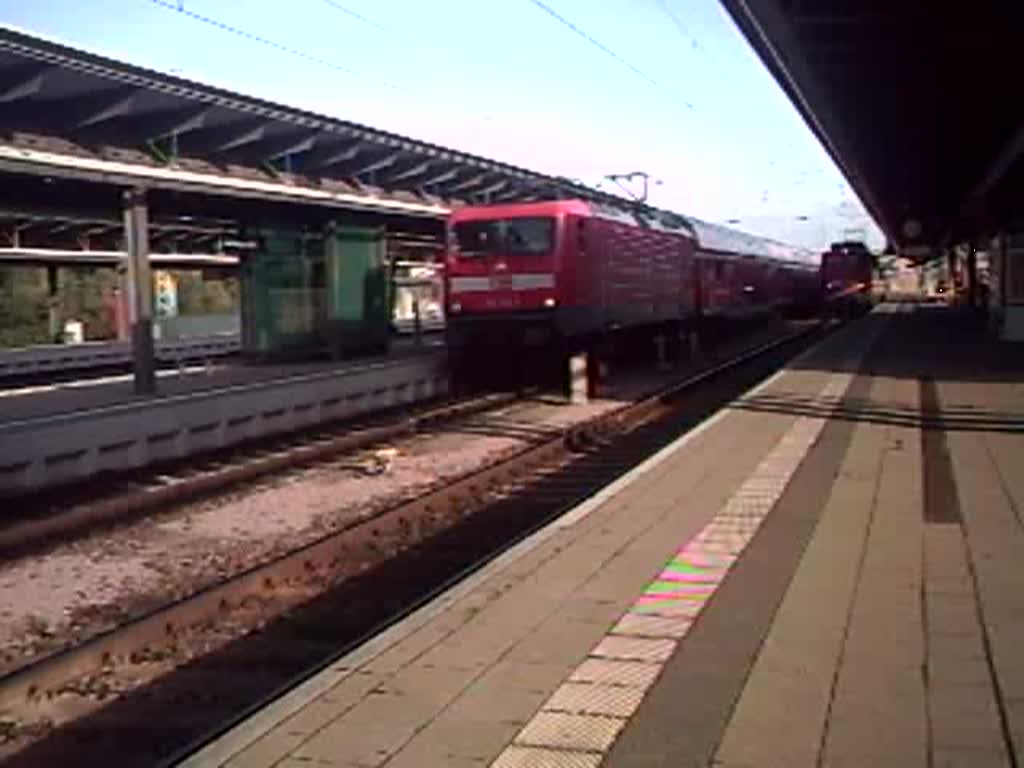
[0,376,655,677]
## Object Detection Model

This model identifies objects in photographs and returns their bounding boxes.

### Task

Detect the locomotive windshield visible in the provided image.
[453,217,554,256]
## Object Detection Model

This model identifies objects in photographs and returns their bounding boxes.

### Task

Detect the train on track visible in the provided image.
[443,199,871,378]
[820,240,875,315]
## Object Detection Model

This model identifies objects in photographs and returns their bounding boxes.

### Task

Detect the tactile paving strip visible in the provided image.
[590,636,676,663]
[492,746,603,768]
[516,712,626,752]
[568,658,662,689]
[487,369,859,767]
[544,682,645,718]
[611,613,693,639]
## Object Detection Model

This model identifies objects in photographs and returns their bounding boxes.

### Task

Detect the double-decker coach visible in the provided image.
[688,218,820,320]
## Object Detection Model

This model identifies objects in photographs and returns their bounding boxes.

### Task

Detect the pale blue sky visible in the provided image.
[1,0,883,249]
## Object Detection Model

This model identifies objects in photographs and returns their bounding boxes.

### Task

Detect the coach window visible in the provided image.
[578,220,587,256]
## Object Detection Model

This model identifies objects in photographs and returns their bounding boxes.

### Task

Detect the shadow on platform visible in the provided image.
[787,304,1023,383]
[732,390,1024,434]
[740,303,1024,434]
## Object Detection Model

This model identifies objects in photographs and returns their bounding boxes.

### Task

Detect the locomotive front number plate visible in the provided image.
[491,274,514,290]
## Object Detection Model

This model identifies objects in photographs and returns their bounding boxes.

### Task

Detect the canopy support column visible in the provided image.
[123,187,155,394]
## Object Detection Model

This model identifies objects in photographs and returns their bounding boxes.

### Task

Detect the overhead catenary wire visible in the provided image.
[655,0,724,68]
[147,0,557,199]
[529,0,847,234]
[654,0,850,231]
[317,0,415,44]
[314,0,490,94]
[525,0,694,110]
[147,0,858,236]
[152,0,685,186]
[146,0,408,92]
[525,0,755,203]
[151,0,505,132]
[655,0,696,46]
[313,1,513,132]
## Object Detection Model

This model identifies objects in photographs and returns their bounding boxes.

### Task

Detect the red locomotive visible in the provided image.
[820,241,874,315]
[445,200,696,356]
[444,199,822,376]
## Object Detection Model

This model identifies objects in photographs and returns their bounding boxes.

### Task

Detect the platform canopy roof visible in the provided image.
[719,1,1023,257]
[0,24,819,262]
[0,25,641,218]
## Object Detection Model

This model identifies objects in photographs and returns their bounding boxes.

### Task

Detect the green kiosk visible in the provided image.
[241,223,392,360]
[323,223,391,357]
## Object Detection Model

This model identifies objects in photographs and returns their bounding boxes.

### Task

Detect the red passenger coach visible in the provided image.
[444,200,697,359]
[688,219,820,319]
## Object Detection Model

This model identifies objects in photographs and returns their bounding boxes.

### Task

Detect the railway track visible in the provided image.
[0,389,520,560]
[0,318,834,767]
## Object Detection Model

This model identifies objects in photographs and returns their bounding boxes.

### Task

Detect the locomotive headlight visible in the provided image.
[543,297,557,308]
[449,301,462,313]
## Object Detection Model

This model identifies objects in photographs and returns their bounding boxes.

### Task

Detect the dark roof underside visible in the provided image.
[720,1,1024,255]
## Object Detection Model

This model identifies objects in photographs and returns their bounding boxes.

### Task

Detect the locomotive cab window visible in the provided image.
[453,217,554,256]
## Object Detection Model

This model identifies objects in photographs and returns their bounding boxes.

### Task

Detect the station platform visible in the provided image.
[0,336,448,495]
[0,335,442,424]
[183,303,1024,768]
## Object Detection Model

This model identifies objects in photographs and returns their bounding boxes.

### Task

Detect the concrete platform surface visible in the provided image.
[181,303,1024,768]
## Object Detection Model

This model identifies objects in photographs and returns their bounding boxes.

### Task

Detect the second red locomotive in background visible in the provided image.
[820,240,875,316]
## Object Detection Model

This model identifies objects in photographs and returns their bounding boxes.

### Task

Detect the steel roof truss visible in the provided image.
[472,179,510,203]
[345,153,399,182]
[442,173,489,194]
[304,140,364,172]
[143,105,212,141]
[178,118,274,156]
[419,167,459,188]
[0,61,49,103]
[377,160,432,187]
[214,124,267,154]
[263,132,318,162]
[69,86,140,130]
